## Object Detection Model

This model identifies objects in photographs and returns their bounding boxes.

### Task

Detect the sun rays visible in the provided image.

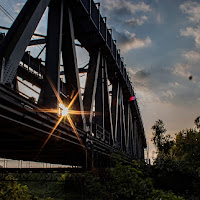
[34,77,88,159]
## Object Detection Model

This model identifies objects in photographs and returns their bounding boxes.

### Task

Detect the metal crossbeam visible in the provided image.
[29,39,46,46]
[0,0,51,84]
[0,0,146,169]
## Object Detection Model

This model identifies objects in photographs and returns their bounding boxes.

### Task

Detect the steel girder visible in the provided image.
[0,0,146,167]
[0,0,51,84]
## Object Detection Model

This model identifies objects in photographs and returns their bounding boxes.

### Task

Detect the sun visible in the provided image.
[34,76,88,159]
[59,103,69,117]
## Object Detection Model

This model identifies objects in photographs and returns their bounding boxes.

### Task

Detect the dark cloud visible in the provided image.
[100,0,151,26]
[100,0,151,15]
[128,64,200,106]
[134,69,151,79]
[97,0,152,52]
[112,28,151,52]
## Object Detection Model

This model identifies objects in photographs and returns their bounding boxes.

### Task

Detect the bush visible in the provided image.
[61,158,184,200]
[0,175,31,200]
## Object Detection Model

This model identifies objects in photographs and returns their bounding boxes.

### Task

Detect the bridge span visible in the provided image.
[0,0,146,169]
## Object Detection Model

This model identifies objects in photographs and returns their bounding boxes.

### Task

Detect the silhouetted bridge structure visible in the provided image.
[0,0,146,169]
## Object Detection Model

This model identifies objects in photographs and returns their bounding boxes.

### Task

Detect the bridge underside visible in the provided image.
[0,85,86,166]
[0,0,146,168]
[0,84,116,168]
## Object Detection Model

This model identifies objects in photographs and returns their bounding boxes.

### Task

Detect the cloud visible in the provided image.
[99,0,152,52]
[161,90,176,101]
[14,3,24,14]
[127,68,151,91]
[100,0,151,29]
[183,51,200,63]
[103,0,151,15]
[113,29,151,53]
[156,12,162,24]
[125,15,148,27]
[129,67,173,88]
[127,61,200,107]
[180,1,200,47]
[172,64,191,78]
[180,26,200,47]
[120,36,152,52]
[180,1,200,23]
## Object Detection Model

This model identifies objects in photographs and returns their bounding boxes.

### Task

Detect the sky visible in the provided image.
[0,0,200,160]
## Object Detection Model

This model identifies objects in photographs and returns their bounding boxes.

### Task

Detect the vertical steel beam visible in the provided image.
[41,0,63,109]
[83,51,101,128]
[133,117,138,158]
[0,0,51,84]
[115,86,123,149]
[118,98,123,149]
[104,61,114,144]
[125,104,130,153]
[111,81,119,146]
[138,136,142,159]
[121,89,127,151]
[62,5,86,128]
[129,113,134,157]
[95,55,104,140]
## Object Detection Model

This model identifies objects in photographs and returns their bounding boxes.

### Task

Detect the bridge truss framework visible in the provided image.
[0,0,146,169]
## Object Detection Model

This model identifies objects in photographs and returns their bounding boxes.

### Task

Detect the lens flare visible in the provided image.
[35,115,64,159]
[59,103,69,116]
[35,81,87,160]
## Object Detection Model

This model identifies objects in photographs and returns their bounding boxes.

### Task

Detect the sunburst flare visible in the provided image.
[36,116,64,159]
[35,79,87,159]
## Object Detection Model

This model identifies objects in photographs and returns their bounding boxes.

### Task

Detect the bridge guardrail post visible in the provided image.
[0,57,5,84]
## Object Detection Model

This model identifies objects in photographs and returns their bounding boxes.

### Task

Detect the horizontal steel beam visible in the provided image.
[0,26,46,38]
[29,38,46,46]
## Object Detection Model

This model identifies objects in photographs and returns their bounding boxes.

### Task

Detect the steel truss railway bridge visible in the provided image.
[0,0,146,169]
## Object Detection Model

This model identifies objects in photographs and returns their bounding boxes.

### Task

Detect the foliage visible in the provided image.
[60,157,183,200]
[0,159,184,200]
[104,160,153,200]
[152,154,196,196]
[152,119,200,199]
[172,129,200,168]
[152,119,174,154]
[194,116,200,129]
[148,189,184,200]
[0,175,31,200]
[0,175,55,200]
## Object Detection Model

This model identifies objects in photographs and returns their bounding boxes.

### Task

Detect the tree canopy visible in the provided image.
[152,119,174,154]
[151,119,200,200]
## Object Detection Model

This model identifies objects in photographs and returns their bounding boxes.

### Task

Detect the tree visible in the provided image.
[152,125,200,199]
[172,129,200,169]
[152,119,174,154]
[0,175,31,200]
[194,116,200,129]
[149,189,184,200]
[0,175,55,200]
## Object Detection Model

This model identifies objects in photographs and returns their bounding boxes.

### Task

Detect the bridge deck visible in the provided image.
[0,84,118,166]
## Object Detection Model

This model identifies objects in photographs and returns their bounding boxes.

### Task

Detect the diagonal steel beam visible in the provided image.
[0,0,51,84]
[62,5,86,129]
[83,51,101,126]
[40,0,63,109]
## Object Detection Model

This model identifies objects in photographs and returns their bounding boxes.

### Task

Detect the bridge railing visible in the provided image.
[79,0,133,94]
[95,124,110,144]
[78,0,145,144]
